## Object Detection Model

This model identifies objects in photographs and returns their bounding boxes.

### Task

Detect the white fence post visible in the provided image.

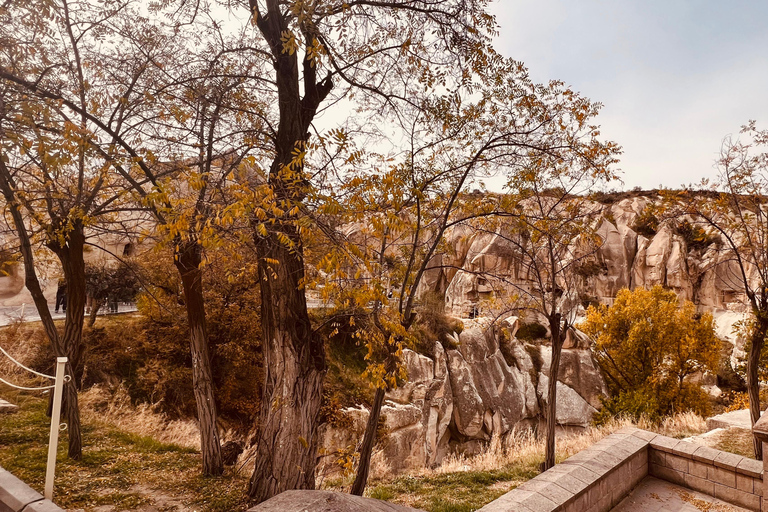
[44,357,67,501]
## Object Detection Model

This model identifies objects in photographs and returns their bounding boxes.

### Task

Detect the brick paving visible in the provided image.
[612,476,751,512]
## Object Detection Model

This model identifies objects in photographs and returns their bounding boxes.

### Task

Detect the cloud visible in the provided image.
[491,0,768,189]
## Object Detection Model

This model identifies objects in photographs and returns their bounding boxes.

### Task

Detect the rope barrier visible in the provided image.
[0,344,55,379]
[0,375,55,391]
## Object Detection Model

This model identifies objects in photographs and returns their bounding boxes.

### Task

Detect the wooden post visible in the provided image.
[44,357,67,500]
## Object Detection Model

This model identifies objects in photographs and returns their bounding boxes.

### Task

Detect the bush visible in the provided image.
[516,322,548,341]
[412,292,464,353]
[80,250,263,429]
[632,207,659,238]
[675,220,717,252]
[581,286,721,423]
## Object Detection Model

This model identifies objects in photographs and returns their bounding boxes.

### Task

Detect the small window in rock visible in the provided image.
[123,243,134,257]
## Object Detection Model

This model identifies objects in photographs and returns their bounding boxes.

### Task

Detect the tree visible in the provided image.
[580,285,720,421]
[309,57,620,490]
[0,0,264,473]
[682,122,768,459]
[479,154,618,471]
[238,0,503,502]
[0,0,136,457]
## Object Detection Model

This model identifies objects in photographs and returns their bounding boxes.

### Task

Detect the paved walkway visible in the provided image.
[612,477,750,512]
[0,303,137,327]
[707,409,756,431]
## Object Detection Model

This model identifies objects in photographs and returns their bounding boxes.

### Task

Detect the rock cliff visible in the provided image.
[322,193,756,475]
[320,316,607,473]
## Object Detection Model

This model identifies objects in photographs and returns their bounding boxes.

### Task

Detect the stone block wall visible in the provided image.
[0,466,65,512]
[477,427,764,512]
[648,435,762,510]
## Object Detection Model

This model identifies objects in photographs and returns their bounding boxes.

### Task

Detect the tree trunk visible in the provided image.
[174,240,223,476]
[248,222,325,504]
[87,299,101,328]
[350,386,386,496]
[0,162,83,459]
[246,3,332,502]
[748,312,767,460]
[50,225,87,459]
[544,315,563,471]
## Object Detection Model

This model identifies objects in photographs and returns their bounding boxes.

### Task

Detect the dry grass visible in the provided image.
[431,416,637,476]
[79,385,202,450]
[0,392,250,512]
[0,321,48,387]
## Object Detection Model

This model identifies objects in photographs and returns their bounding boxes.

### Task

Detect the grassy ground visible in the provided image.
[0,389,250,512]
[711,428,755,459]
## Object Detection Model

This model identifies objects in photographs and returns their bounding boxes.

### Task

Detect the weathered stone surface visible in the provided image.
[539,346,608,411]
[447,319,535,439]
[247,490,425,512]
[0,466,51,512]
[0,399,19,414]
[320,320,605,473]
[537,374,597,427]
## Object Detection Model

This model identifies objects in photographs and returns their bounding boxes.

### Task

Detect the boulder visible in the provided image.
[536,374,597,427]
[446,319,538,440]
[247,490,425,512]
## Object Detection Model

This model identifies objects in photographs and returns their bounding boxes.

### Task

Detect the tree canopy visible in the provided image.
[581,285,720,421]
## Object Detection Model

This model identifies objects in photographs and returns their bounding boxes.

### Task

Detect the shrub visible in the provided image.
[581,286,721,422]
[516,322,548,341]
[412,292,463,353]
[632,207,659,238]
[81,250,263,429]
[675,220,717,252]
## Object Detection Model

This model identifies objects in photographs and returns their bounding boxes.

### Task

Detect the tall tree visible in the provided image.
[239,0,499,502]
[0,0,264,473]
[0,0,138,457]
[312,61,620,492]
[683,122,768,459]
[486,154,617,471]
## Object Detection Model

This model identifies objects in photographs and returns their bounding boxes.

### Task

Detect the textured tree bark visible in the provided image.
[174,240,223,476]
[748,312,767,460]
[248,221,325,503]
[350,386,386,495]
[246,1,332,502]
[87,300,101,328]
[49,225,87,459]
[544,315,563,471]
[0,161,84,459]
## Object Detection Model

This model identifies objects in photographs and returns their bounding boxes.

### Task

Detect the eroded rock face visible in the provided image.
[438,196,752,322]
[323,319,608,474]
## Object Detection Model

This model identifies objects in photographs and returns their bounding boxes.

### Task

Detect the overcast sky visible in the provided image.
[490,0,768,190]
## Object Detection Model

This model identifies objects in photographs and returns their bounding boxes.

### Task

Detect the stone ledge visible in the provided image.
[246,490,425,511]
[0,466,65,512]
[477,430,650,512]
[477,429,765,512]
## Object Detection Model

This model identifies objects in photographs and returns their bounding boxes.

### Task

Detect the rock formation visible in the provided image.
[320,317,607,473]
[321,193,759,475]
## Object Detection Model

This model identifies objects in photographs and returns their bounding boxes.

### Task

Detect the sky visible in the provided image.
[490,0,768,190]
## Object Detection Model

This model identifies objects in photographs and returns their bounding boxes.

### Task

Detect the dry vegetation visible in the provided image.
[0,316,743,512]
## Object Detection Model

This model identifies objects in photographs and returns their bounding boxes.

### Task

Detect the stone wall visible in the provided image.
[0,465,65,512]
[648,434,762,510]
[476,428,764,512]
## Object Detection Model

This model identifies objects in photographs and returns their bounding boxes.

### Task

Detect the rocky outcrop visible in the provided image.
[248,490,425,512]
[322,318,607,474]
